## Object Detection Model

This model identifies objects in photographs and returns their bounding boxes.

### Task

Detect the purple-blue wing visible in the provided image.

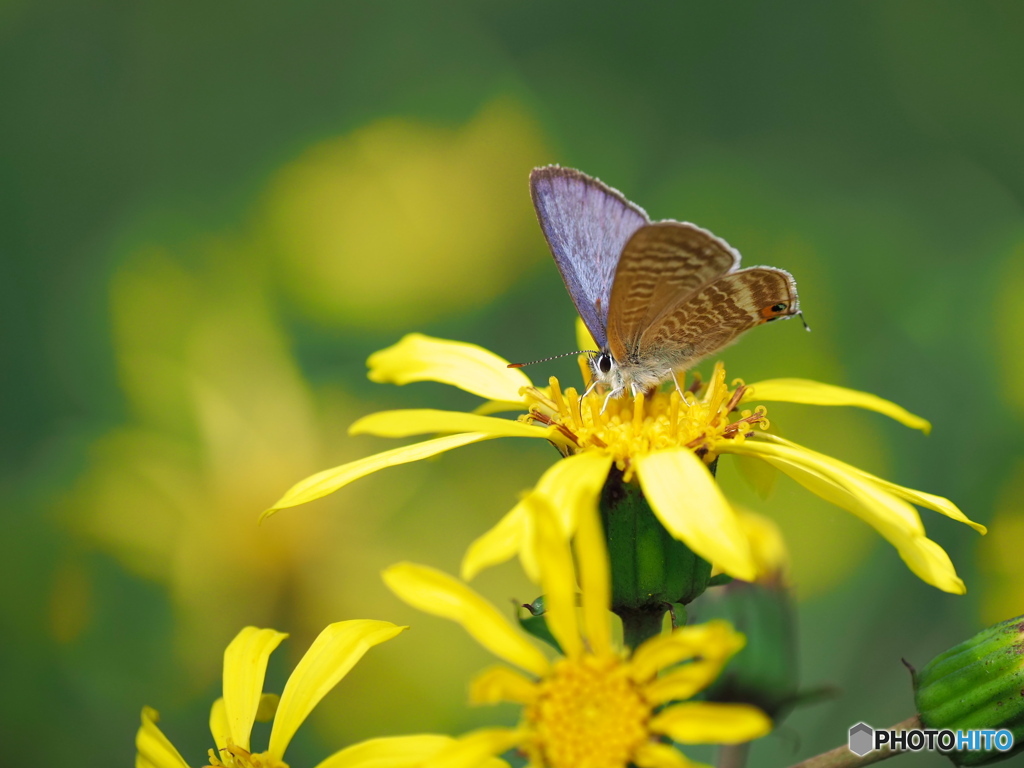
[530,166,649,349]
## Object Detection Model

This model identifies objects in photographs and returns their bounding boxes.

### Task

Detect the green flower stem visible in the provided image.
[718,742,751,768]
[787,716,921,768]
[600,462,715,649]
[619,607,668,651]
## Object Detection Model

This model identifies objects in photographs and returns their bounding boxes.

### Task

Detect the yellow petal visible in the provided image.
[461,503,528,581]
[630,621,743,683]
[268,621,406,760]
[634,742,710,768]
[868,479,985,534]
[462,452,611,582]
[255,692,280,722]
[263,433,496,520]
[743,378,931,433]
[734,452,778,500]
[222,627,288,751]
[723,440,966,593]
[469,665,539,705]
[474,400,528,416]
[368,333,531,402]
[895,535,967,596]
[635,450,757,582]
[527,494,583,658]
[644,662,732,704]
[573,484,613,657]
[383,562,549,677]
[421,729,522,768]
[349,409,550,439]
[523,451,614,582]
[313,735,460,768]
[763,435,985,534]
[734,507,789,581]
[771,455,965,593]
[208,698,230,757]
[136,707,191,768]
[532,452,614,546]
[721,440,924,537]
[650,702,772,744]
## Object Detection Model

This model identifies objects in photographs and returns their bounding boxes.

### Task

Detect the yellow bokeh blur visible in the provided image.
[65,242,346,678]
[978,459,1024,625]
[58,101,554,727]
[263,97,550,329]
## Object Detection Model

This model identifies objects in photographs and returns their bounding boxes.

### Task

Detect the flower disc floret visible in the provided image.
[524,363,765,478]
[526,656,649,768]
[204,744,285,768]
[383,494,773,768]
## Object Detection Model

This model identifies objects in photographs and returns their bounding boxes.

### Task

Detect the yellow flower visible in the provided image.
[266,331,985,593]
[383,494,771,768]
[136,620,465,768]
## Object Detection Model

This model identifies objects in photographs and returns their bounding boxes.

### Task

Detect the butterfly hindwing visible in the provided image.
[530,166,649,349]
[637,267,799,368]
[606,222,741,360]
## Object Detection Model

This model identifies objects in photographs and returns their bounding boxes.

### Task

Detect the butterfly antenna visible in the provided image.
[508,350,598,368]
[798,311,811,332]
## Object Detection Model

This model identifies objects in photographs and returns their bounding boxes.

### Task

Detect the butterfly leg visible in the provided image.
[582,379,599,398]
[601,388,623,414]
[670,370,684,398]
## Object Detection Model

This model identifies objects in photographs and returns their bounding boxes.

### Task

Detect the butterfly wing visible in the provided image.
[606,222,741,360]
[530,166,649,349]
[636,267,799,369]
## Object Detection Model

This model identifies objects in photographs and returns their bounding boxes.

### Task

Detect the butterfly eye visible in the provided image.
[771,303,788,313]
[597,353,613,374]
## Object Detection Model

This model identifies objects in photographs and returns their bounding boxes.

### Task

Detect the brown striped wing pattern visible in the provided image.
[606,222,740,360]
[636,267,799,368]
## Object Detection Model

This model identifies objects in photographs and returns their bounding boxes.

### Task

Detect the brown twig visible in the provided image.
[786,716,922,768]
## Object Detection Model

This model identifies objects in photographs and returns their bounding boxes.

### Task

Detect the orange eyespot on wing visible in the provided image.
[760,301,793,322]
[636,267,799,369]
[606,222,740,359]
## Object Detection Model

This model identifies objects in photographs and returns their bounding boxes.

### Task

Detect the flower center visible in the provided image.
[205,745,287,768]
[523,362,768,478]
[525,655,650,768]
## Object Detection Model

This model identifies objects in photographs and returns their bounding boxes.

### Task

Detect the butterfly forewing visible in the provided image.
[530,166,649,349]
[638,267,799,368]
[606,222,741,360]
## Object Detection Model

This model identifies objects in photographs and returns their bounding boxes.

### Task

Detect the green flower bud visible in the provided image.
[914,615,1024,766]
[599,467,712,620]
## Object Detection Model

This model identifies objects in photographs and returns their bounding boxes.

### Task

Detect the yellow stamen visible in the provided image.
[549,376,567,415]
[525,655,650,768]
[204,744,287,768]
[523,362,769,475]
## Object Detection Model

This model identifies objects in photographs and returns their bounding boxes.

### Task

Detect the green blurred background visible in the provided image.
[4,2,1024,766]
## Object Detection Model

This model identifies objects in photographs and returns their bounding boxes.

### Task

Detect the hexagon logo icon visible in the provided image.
[848,722,875,757]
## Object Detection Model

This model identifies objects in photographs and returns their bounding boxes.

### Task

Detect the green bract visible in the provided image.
[915,615,1024,766]
[599,466,712,646]
[701,581,802,723]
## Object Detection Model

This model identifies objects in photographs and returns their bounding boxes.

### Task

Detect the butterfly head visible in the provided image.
[587,350,664,397]
[587,350,622,391]
[760,300,799,322]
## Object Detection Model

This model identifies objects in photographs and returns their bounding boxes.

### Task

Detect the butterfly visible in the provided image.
[527,165,801,406]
